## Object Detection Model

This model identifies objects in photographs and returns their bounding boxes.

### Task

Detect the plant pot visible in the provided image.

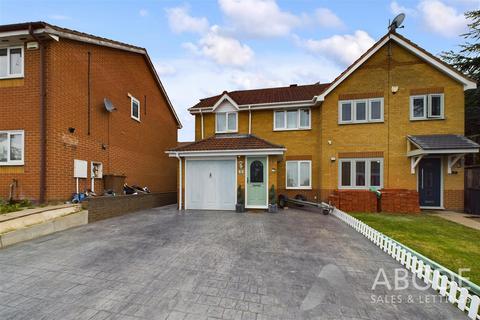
[268,204,278,213]
[236,204,245,213]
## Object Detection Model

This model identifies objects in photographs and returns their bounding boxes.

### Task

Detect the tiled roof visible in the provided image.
[190,83,330,109]
[408,134,480,150]
[169,134,285,152]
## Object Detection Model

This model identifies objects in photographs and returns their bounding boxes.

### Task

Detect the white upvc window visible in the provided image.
[273,108,311,131]
[0,46,24,79]
[338,158,383,189]
[286,160,311,189]
[216,112,237,133]
[338,98,384,124]
[0,130,25,166]
[410,94,444,120]
[131,96,140,121]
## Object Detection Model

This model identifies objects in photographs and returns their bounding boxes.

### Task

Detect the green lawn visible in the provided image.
[351,212,480,285]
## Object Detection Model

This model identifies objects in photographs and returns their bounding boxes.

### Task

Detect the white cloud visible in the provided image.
[218,0,300,37]
[186,25,254,66]
[418,0,467,37]
[315,8,344,28]
[390,1,416,15]
[48,14,71,20]
[166,6,209,34]
[139,9,148,17]
[154,62,176,76]
[301,30,375,66]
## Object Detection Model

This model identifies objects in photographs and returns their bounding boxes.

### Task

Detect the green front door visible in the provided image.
[246,157,267,208]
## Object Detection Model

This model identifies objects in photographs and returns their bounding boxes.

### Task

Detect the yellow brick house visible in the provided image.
[167,31,478,212]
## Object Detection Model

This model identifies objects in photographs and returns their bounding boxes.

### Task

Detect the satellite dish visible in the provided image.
[104,98,116,112]
[389,13,405,32]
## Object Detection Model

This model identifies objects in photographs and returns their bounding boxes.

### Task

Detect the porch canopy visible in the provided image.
[407,134,480,174]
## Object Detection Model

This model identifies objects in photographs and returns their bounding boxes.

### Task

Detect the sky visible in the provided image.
[0,0,478,141]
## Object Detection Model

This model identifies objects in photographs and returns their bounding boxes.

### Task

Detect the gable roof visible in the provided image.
[316,31,477,102]
[168,134,285,152]
[0,21,182,128]
[190,83,330,111]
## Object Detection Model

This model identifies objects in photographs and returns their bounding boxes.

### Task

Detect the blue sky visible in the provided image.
[0,0,478,141]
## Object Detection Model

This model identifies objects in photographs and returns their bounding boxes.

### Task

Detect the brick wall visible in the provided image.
[328,190,378,213]
[85,192,177,222]
[380,189,420,213]
[0,37,179,202]
[444,189,464,211]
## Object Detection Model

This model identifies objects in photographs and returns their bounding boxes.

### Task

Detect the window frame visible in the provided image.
[338,97,384,124]
[130,96,141,122]
[273,108,311,131]
[410,94,444,121]
[285,160,312,190]
[0,46,24,79]
[215,111,238,133]
[338,158,383,190]
[0,130,25,166]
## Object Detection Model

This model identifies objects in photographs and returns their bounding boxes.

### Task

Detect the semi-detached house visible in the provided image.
[167,31,479,212]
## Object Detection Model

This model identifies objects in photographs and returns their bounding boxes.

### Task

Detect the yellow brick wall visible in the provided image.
[320,42,465,208]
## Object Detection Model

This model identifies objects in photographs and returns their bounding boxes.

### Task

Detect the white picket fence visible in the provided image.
[331,208,480,320]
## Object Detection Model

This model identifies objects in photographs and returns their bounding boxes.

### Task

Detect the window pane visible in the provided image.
[413,97,425,118]
[0,133,7,162]
[341,161,351,186]
[356,101,367,121]
[132,101,139,118]
[300,162,310,187]
[341,102,352,122]
[275,111,285,129]
[370,160,381,187]
[286,110,297,128]
[216,113,226,131]
[227,113,236,131]
[0,49,7,77]
[250,160,264,183]
[370,100,382,120]
[9,48,22,75]
[430,95,442,117]
[299,109,310,127]
[355,161,366,186]
[10,134,22,161]
[286,162,298,187]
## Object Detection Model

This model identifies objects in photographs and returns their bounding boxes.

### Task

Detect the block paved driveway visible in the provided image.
[0,205,466,320]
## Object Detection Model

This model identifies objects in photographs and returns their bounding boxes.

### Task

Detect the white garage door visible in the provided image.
[186,159,236,210]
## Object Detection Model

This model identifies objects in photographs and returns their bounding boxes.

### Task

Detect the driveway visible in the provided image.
[0,206,465,320]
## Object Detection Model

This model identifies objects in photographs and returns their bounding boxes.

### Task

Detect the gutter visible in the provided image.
[29,24,47,204]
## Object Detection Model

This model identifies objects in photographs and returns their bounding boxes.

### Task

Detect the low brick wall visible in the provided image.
[84,192,177,222]
[328,189,420,214]
[328,190,378,213]
[380,189,420,213]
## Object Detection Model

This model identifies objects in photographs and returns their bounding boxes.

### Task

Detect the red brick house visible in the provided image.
[0,22,181,202]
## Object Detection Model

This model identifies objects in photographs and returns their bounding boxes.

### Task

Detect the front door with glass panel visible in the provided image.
[418,158,442,208]
[246,157,267,208]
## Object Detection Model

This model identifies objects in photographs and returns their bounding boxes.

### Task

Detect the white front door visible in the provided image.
[186,159,236,210]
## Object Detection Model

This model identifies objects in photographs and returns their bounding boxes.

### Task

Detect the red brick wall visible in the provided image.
[0,39,179,202]
[380,189,420,213]
[328,190,378,212]
[0,44,41,200]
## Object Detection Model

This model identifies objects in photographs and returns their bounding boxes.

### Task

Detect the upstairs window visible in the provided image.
[410,94,444,120]
[216,112,237,133]
[0,130,24,166]
[131,96,140,121]
[0,46,24,78]
[339,98,384,124]
[274,108,311,131]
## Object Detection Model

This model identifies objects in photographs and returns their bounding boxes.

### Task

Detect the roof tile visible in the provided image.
[169,134,284,152]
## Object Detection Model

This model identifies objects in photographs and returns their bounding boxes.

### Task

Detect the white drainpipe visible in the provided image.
[200,109,204,139]
[248,106,252,134]
[175,152,182,210]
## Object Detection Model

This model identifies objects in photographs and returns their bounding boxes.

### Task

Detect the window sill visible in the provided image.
[338,186,382,190]
[286,187,312,190]
[409,117,445,122]
[338,121,384,125]
[216,130,238,134]
[131,117,141,122]
[0,163,24,166]
[273,128,311,131]
[0,75,24,80]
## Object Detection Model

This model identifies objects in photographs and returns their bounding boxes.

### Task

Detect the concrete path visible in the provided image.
[433,211,480,231]
[0,205,466,320]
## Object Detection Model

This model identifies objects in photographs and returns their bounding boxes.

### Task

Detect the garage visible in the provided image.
[185,159,236,210]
